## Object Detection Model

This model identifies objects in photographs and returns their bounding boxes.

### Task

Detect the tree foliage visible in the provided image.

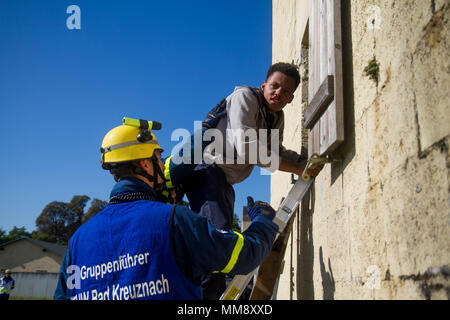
[35,201,71,244]
[83,199,108,223]
[34,195,107,244]
[232,214,241,233]
[0,226,31,245]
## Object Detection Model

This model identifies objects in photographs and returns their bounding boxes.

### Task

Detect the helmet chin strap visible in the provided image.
[135,155,166,190]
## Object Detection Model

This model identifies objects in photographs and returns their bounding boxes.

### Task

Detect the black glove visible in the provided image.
[247,196,276,221]
[202,99,227,130]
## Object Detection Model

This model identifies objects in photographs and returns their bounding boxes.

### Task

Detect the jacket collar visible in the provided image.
[109,177,158,200]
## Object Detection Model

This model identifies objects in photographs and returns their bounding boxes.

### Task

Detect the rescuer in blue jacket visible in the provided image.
[53,119,279,300]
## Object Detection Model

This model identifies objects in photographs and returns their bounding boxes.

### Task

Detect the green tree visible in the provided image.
[65,195,90,238]
[83,199,108,223]
[0,226,31,244]
[30,230,51,242]
[231,214,241,233]
[0,227,8,244]
[8,226,31,239]
[35,201,72,244]
[35,195,107,244]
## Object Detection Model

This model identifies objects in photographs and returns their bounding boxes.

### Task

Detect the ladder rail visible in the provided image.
[220,178,314,300]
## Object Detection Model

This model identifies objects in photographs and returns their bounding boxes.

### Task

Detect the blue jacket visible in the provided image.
[54,177,278,300]
[0,276,15,295]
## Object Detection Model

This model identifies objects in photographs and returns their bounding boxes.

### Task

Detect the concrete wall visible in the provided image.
[271,0,450,300]
[9,272,58,299]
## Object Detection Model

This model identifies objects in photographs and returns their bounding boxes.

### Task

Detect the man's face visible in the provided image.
[261,71,297,114]
[138,149,165,189]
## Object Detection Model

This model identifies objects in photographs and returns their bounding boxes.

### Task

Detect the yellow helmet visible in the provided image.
[100,119,163,169]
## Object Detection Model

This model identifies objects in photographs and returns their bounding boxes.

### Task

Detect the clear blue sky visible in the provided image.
[0,0,273,233]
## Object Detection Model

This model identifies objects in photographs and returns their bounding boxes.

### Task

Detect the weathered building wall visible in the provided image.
[9,272,59,299]
[271,0,450,300]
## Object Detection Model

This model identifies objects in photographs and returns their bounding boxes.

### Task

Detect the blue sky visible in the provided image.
[0,0,273,233]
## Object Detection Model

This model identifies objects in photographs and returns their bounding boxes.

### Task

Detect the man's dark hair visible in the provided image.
[109,162,140,182]
[266,62,301,89]
[108,157,157,182]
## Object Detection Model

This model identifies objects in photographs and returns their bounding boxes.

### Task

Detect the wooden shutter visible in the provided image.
[305,0,344,157]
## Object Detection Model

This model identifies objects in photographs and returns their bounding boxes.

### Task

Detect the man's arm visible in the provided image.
[170,205,278,283]
[275,115,324,178]
[279,158,305,176]
[226,87,273,167]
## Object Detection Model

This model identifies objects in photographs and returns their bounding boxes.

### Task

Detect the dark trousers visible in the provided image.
[0,293,10,300]
[183,163,235,300]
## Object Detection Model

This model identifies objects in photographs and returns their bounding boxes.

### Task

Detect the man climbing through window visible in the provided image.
[164,62,323,299]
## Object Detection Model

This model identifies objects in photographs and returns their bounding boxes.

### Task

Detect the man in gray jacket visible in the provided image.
[203,63,307,184]
[165,62,322,299]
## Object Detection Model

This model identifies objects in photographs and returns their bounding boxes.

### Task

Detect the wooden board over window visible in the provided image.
[305,0,344,157]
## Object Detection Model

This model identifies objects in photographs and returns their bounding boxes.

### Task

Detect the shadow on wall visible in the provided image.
[295,185,336,300]
[319,247,335,300]
[296,183,315,299]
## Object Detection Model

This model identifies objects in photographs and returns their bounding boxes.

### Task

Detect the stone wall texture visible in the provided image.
[271,0,450,300]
